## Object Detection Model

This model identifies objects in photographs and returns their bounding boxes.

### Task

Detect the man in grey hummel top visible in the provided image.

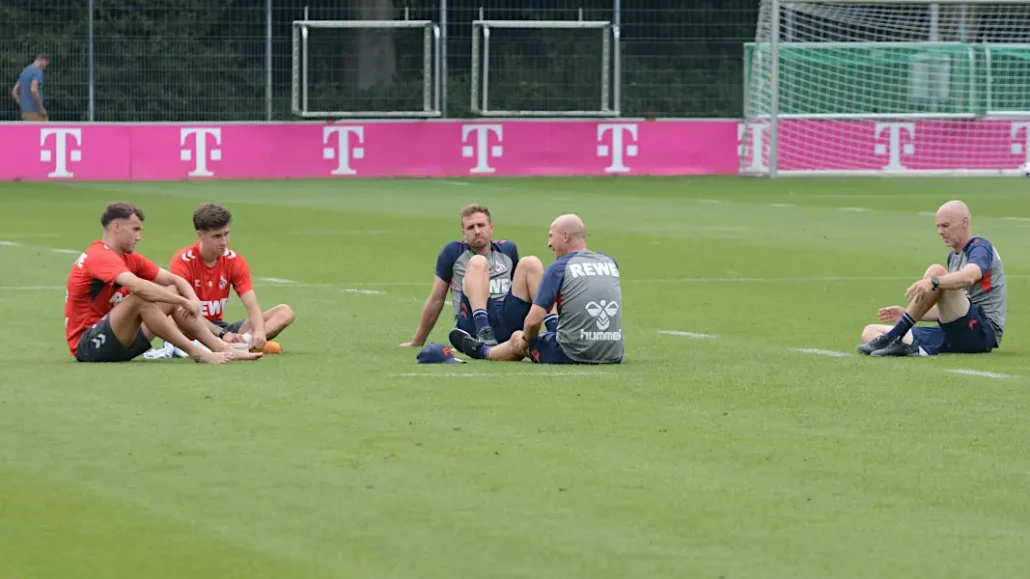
[857,200,1006,357]
[450,213,624,365]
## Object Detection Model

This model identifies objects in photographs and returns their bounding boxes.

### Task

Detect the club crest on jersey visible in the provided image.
[219,276,228,290]
[493,263,506,274]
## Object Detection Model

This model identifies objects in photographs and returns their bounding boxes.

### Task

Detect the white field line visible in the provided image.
[698,199,721,204]
[838,207,868,212]
[390,371,613,378]
[1003,217,1030,223]
[768,203,795,208]
[947,369,1014,379]
[658,330,717,339]
[793,348,856,358]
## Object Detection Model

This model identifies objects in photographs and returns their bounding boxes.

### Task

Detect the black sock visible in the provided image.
[885,313,916,341]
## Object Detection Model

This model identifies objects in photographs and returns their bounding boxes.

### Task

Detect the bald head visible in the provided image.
[548,213,588,258]
[551,214,585,240]
[934,200,973,251]
[937,200,970,221]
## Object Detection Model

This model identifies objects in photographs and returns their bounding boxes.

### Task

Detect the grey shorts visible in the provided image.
[213,319,245,334]
[75,315,154,362]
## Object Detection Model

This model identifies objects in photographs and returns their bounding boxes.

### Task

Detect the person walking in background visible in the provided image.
[11,53,49,121]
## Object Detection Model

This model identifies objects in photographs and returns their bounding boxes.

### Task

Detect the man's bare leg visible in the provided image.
[511,256,543,303]
[236,304,296,339]
[860,264,951,356]
[107,295,232,364]
[462,255,498,344]
[169,306,262,361]
[860,264,949,346]
[462,255,491,311]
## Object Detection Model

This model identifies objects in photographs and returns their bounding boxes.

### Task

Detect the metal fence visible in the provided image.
[0,0,757,122]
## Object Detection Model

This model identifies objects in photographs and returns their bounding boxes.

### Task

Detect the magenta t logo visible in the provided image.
[597,124,638,173]
[39,128,82,178]
[462,124,503,174]
[323,126,365,176]
[180,128,222,177]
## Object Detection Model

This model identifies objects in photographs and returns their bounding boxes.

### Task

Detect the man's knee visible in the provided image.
[272,304,295,326]
[462,255,489,293]
[517,256,544,277]
[861,324,886,342]
[924,264,947,278]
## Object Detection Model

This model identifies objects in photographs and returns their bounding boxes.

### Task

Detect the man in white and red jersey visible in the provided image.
[166,203,294,355]
[64,201,262,364]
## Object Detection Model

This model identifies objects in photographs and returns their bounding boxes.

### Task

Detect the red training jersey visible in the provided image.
[169,242,253,323]
[64,241,160,356]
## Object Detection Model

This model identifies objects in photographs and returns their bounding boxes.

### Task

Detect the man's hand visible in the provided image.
[183,299,203,318]
[513,333,531,357]
[222,332,247,344]
[399,340,423,348]
[905,278,935,304]
[877,306,905,323]
[250,333,267,352]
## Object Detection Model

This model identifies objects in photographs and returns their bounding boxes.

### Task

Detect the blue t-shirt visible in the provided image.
[18,65,45,112]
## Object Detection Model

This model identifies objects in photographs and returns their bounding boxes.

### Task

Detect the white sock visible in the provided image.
[242,332,253,346]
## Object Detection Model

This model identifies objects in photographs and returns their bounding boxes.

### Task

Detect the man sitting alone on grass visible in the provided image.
[857,200,1006,357]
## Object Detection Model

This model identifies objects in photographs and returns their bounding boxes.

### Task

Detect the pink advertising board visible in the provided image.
[1,119,1028,181]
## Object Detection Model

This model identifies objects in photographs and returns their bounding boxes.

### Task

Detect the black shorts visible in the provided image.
[213,319,245,334]
[75,315,154,363]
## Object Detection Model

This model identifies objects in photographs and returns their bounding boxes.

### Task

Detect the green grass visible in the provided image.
[1,176,1029,578]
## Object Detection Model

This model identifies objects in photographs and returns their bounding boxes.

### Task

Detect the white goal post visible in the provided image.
[740,0,1030,177]
[291,19,442,118]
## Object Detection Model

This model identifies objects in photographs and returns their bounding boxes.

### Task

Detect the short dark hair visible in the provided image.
[100,202,145,228]
[459,203,491,225]
[193,203,232,231]
[36,53,50,62]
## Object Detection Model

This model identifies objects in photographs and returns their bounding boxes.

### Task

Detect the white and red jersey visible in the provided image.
[169,242,253,322]
[64,241,160,355]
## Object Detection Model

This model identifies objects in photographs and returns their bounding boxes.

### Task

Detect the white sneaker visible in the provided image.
[171,339,208,359]
[143,341,176,360]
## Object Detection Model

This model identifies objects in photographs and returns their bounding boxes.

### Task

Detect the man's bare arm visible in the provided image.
[937,263,982,290]
[30,80,43,111]
[238,290,267,338]
[404,277,450,346]
[114,271,192,307]
[153,268,200,301]
[521,304,548,344]
[11,82,20,105]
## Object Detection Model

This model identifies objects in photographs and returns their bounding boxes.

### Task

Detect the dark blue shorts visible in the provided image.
[911,303,999,355]
[457,292,532,343]
[527,332,573,364]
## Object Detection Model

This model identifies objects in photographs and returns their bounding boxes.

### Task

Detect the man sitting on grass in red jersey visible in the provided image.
[145,203,294,359]
[65,201,263,364]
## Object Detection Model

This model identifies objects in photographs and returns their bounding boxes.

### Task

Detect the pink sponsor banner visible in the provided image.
[2,118,1029,182]
[0,120,739,181]
[742,119,1030,173]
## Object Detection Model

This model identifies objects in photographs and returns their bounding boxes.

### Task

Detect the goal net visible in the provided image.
[740,0,1030,177]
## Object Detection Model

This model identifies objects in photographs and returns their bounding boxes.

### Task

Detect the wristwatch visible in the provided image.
[931,277,940,291]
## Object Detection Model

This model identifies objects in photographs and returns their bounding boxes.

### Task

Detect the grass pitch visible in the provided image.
[1,176,1029,578]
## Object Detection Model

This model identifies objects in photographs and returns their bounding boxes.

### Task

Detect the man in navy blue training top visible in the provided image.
[858,200,1006,357]
[400,203,544,349]
[450,213,624,365]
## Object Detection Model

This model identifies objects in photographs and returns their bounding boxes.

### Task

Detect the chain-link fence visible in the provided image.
[0,0,757,122]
